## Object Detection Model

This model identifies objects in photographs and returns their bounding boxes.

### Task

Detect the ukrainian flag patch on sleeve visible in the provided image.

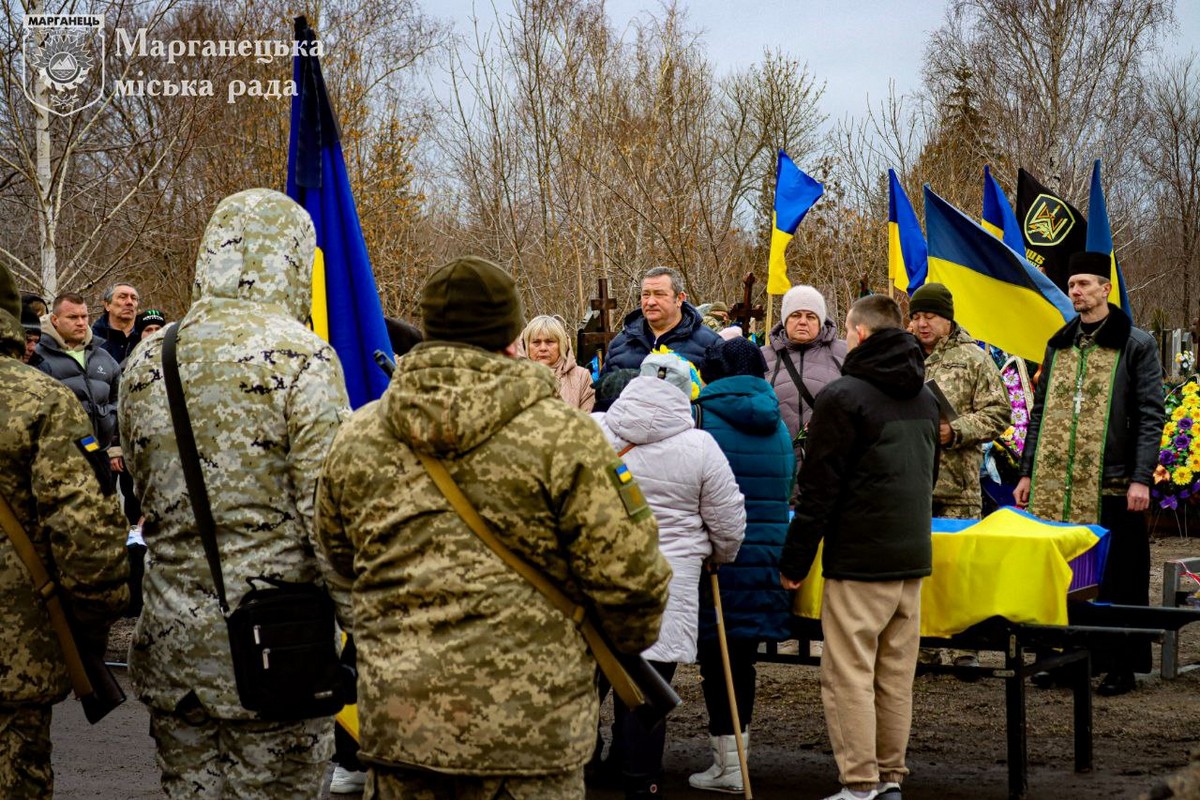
[77,435,100,453]
[608,460,649,519]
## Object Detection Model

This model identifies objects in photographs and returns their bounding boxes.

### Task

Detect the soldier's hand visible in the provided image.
[1127,482,1150,513]
[109,456,124,473]
[780,573,803,591]
[1013,477,1031,507]
[939,421,953,445]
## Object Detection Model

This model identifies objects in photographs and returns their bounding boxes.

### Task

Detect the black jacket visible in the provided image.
[600,302,720,376]
[780,327,940,582]
[1020,306,1165,486]
[92,314,140,365]
[35,334,121,452]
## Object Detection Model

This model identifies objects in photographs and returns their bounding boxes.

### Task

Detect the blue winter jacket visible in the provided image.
[695,375,795,642]
[600,303,720,376]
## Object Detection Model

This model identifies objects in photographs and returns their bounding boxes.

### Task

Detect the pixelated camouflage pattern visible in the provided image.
[924,326,1011,517]
[0,705,53,798]
[316,341,671,776]
[119,188,351,718]
[149,708,331,799]
[1028,343,1120,524]
[367,765,584,799]
[0,302,129,707]
[1139,748,1200,800]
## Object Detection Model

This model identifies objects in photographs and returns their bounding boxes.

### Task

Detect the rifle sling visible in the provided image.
[414,451,647,711]
[0,491,95,699]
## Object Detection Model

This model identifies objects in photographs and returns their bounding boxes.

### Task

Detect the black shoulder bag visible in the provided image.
[161,323,352,721]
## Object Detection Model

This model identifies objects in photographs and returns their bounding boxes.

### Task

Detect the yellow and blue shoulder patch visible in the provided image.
[607,459,649,519]
[75,435,115,496]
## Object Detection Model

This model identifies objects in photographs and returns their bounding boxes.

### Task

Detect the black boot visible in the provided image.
[625,772,664,799]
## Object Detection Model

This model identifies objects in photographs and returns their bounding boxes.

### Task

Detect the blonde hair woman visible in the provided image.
[520,315,595,411]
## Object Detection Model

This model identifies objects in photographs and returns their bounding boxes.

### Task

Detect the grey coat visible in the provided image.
[35,325,122,454]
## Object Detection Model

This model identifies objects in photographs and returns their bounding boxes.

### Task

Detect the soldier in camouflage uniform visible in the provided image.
[316,256,672,800]
[908,284,1010,519]
[0,261,129,798]
[119,189,351,799]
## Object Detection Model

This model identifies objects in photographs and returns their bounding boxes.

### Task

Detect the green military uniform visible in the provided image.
[119,189,350,799]
[925,325,1010,518]
[0,264,129,798]
[316,340,672,798]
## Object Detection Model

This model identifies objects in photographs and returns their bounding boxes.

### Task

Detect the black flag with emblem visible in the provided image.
[1017,168,1087,295]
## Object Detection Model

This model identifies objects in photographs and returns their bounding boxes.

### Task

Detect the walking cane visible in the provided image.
[710,567,752,799]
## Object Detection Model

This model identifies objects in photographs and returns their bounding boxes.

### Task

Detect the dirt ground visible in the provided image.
[66,534,1200,799]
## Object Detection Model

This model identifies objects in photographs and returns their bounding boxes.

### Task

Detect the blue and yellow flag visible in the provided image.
[286,16,392,409]
[981,166,1025,255]
[767,150,824,295]
[1086,159,1132,316]
[925,186,1074,363]
[887,169,927,295]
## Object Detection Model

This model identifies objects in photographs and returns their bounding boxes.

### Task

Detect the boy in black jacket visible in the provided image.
[781,294,939,800]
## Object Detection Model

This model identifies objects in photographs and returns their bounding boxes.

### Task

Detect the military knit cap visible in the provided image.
[420,256,524,351]
[909,282,954,321]
[1068,251,1112,280]
[709,301,730,314]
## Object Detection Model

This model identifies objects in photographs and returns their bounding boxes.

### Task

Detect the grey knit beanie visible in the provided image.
[781,285,827,325]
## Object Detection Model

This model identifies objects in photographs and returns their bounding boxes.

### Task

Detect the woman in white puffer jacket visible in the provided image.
[593,355,745,798]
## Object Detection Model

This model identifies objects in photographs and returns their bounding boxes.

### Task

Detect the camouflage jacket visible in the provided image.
[316,342,671,776]
[119,189,351,718]
[0,273,128,706]
[925,326,1010,514]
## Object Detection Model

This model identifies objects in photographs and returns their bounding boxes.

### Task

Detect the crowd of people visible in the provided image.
[0,186,1167,800]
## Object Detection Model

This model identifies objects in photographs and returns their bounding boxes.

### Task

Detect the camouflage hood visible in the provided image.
[0,261,23,358]
[190,188,316,323]
[382,342,557,456]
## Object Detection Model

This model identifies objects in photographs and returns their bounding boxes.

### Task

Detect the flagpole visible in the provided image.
[764,294,774,336]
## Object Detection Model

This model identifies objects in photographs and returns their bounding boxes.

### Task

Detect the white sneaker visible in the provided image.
[329,765,367,794]
[876,782,902,798]
[126,525,145,547]
[821,788,878,800]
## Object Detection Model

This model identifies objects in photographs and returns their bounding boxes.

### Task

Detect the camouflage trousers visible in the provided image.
[0,704,52,799]
[366,765,585,800]
[931,501,979,520]
[149,702,332,799]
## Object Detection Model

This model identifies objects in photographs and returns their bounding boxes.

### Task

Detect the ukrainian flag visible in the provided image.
[887,169,927,295]
[767,150,824,295]
[981,166,1025,255]
[1086,159,1132,315]
[287,16,392,409]
[925,186,1074,363]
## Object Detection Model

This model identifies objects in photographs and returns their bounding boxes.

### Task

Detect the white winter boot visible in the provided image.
[688,730,748,793]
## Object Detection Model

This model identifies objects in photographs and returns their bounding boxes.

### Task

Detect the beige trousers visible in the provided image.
[820,578,922,790]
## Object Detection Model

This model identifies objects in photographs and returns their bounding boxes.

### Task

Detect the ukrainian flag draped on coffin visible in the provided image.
[1086,159,1132,315]
[924,186,1074,363]
[981,166,1025,255]
[767,150,824,294]
[887,169,927,295]
[287,15,392,409]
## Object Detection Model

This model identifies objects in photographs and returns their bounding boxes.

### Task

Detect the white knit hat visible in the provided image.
[780,285,827,325]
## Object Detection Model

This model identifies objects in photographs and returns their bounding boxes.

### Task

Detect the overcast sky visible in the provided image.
[433,0,1200,127]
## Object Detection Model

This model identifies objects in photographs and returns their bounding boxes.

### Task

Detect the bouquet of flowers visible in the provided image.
[1152,373,1200,510]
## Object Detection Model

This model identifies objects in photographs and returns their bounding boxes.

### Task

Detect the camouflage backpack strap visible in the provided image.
[162,323,229,613]
[415,450,667,715]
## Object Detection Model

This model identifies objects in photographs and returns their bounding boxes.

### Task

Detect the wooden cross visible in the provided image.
[577,278,619,367]
[728,273,764,333]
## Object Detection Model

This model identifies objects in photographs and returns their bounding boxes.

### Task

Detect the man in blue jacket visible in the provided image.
[600,267,720,376]
[781,294,939,800]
